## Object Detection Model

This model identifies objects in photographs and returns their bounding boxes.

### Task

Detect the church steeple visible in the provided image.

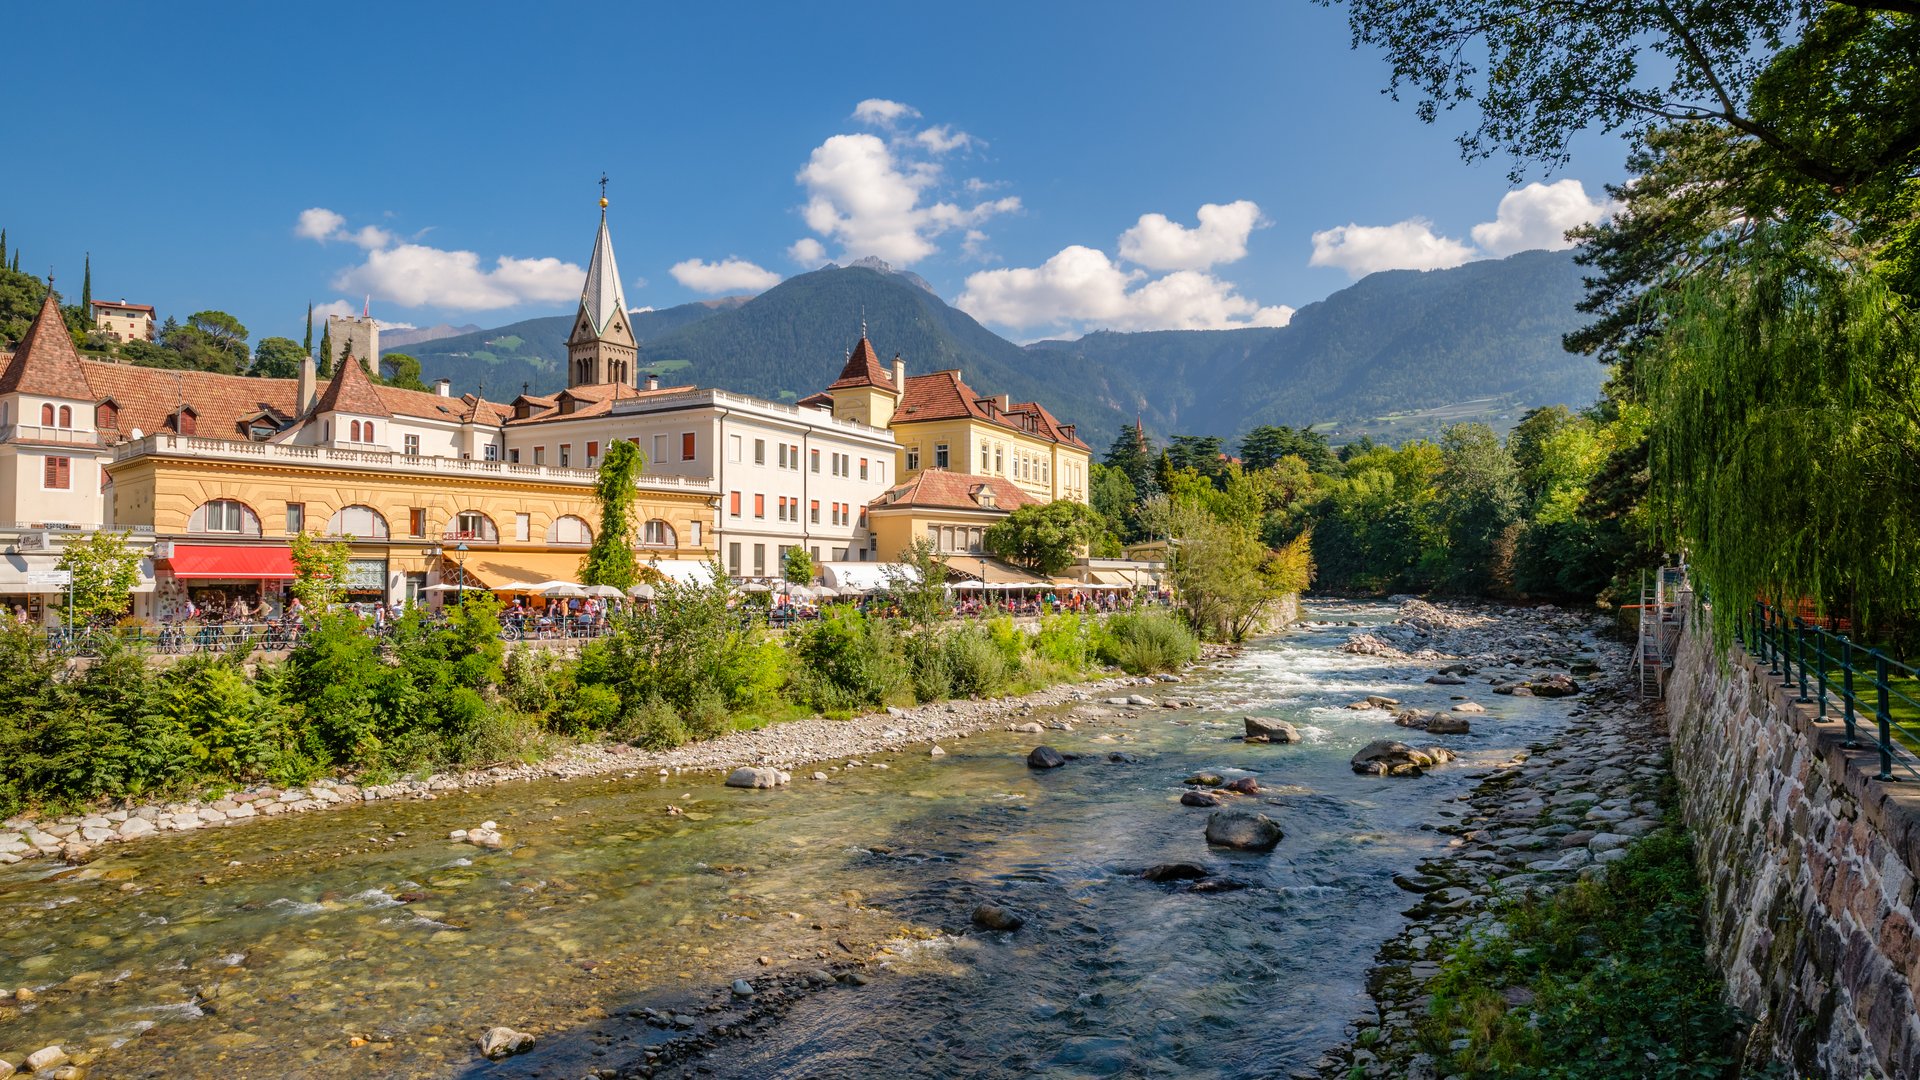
[567,180,638,388]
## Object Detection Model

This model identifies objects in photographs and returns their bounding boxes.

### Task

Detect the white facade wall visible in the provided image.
[501,390,895,578]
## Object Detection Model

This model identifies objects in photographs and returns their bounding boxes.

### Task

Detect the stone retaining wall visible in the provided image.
[1666,615,1920,1079]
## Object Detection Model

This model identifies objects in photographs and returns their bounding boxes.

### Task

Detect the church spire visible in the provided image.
[566,179,638,388]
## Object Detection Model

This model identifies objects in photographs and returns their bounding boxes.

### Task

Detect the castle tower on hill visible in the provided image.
[327,304,378,371]
[566,192,638,388]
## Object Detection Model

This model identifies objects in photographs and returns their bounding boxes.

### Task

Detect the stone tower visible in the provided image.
[326,303,379,374]
[566,197,637,388]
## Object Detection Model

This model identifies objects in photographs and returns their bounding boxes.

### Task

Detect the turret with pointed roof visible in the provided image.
[566,196,638,389]
[823,335,901,429]
[312,346,392,419]
[0,291,94,401]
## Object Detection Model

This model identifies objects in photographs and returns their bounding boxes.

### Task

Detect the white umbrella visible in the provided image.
[786,584,814,600]
[542,583,587,599]
[812,585,840,599]
[627,583,656,599]
[423,582,483,593]
[739,581,772,593]
[583,584,624,598]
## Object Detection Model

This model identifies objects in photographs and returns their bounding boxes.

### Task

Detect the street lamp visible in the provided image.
[455,542,470,605]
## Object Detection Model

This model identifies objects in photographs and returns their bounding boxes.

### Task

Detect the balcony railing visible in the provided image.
[0,424,101,446]
[112,433,717,493]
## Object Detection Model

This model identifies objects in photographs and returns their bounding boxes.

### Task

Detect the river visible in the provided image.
[0,602,1597,1079]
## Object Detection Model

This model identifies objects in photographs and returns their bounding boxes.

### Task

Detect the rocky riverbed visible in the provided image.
[1309,610,1665,1079]
[0,663,1221,868]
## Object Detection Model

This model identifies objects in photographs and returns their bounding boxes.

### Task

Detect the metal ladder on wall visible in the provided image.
[1633,566,1691,700]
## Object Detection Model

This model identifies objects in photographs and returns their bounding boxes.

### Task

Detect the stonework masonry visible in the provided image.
[1666,614,1920,1079]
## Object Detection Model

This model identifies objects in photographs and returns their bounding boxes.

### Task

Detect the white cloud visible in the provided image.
[1309,219,1478,276]
[852,98,920,126]
[795,131,1019,266]
[1310,180,1616,277]
[300,208,585,311]
[333,245,583,311]
[956,246,1291,337]
[1118,200,1265,271]
[295,208,347,241]
[914,124,977,155]
[788,237,829,267]
[1469,179,1615,256]
[312,299,359,320]
[669,257,782,294]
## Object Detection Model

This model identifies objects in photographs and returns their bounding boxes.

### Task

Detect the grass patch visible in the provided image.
[1420,813,1753,1078]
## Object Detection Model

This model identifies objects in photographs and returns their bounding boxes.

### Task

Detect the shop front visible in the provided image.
[156,543,295,620]
[0,548,159,625]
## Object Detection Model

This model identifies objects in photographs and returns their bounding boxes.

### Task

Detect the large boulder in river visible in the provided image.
[1528,673,1582,697]
[971,903,1025,931]
[1181,790,1223,807]
[1426,714,1472,735]
[1026,746,1067,769]
[1142,862,1211,882]
[1204,809,1284,852]
[725,766,791,789]
[1351,739,1455,777]
[1244,717,1300,743]
[479,1027,535,1060]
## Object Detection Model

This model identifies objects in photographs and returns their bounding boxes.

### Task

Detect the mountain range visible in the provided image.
[387,249,1604,451]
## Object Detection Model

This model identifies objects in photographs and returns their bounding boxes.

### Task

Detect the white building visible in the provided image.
[501,383,896,578]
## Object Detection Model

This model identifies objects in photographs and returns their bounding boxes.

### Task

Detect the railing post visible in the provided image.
[1874,651,1896,782]
[1815,629,1830,717]
[1840,636,1858,748]
[1795,618,1813,703]
[1767,605,1782,674]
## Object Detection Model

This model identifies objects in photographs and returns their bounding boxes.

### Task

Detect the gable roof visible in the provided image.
[503,381,695,426]
[868,469,1039,513]
[312,354,392,417]
[826,336,895,392]
[374,384,511,425]
[80,359,301,440]
[0,292,94,400]
[894,370,1090,450]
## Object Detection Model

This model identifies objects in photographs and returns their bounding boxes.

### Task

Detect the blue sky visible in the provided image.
[3,2,1626,345]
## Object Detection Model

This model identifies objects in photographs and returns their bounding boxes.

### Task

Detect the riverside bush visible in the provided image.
[1094,610,1200,674]
[788,608,909,712]
[942,627,1009,698]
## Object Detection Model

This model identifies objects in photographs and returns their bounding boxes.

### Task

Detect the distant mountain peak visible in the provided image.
[843,255,938,296]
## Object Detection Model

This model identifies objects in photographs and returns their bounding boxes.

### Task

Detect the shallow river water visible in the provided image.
[0,603,1594,1079]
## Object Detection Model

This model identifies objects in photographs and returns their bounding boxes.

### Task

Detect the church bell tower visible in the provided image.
[566,179,639,388]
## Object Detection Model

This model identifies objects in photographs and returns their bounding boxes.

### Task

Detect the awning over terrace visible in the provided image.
[465,553,590,591]
[161,544,294,580]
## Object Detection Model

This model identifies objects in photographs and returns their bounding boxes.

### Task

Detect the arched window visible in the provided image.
[447,510,498,542]
[350,420,363,442]
[640,519,677,547]
[364,421,375,443]
[326,504,390,539]
[546,515,593,545]
[188,499,262,536]
[57,405,71,428]
[40,403,53,425]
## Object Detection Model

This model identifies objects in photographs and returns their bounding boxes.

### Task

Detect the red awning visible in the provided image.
[163,545,296,580]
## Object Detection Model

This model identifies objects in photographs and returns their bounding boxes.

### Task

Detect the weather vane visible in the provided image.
[599,172,609,207]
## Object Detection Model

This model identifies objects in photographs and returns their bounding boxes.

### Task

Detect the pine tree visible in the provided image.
[302,302,313,361]
[1,229,8,268]
[317,324,333,378]
[81,253,91,315]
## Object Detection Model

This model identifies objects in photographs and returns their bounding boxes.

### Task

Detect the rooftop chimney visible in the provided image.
[646,374,659,391]
[434,378,452,397]
[297,352,317,414]
[996,393,1011,414]
[892,355,905,392]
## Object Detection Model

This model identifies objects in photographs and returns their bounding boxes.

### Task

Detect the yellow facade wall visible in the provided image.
[105,456,717,563]
[889,417,1092,505]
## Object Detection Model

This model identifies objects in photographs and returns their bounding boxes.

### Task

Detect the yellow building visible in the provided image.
[90,299,156,343]
[0,290,715,619]
[805,337,1093,506]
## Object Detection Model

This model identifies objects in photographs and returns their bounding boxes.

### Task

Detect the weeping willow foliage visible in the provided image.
[1641,230,1920,634]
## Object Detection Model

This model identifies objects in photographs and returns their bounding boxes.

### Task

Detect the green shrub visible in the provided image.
[943,627,1009,698]
[616,696,688,749]
[683,687,732,741]
[788,608,908,712]
[907,634,954,703]
[557,682,622,735]
[1034,612,1094,669]
[503,648,562,718]
[985,615,1028,667]
[1095,610,1200,674]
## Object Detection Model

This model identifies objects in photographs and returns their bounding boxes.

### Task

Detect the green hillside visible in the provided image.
[386,298,745,398]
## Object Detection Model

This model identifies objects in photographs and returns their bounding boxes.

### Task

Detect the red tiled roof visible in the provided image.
[0,293,94,400]
[505,381,695,426]
[893,370,1089,450]
[374,384,510,425]
[80,359,300,440]
[869,469,1039,513]
[92,300,155,314]
[826,336,895,392]
[312,355,392,417]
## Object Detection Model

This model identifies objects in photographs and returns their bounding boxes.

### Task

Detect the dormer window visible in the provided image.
[515,400,532,420]
[96,400,119,430]
[172,407,197,435]
[972,485,996,509]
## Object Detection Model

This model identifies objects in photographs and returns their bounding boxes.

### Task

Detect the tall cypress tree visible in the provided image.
[80,253,91,315]
[302,302,313,361]
[317,324,333,378]
[1,229,8,268]
[10,251,19,273]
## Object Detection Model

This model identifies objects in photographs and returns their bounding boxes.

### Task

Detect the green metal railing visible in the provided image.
[1741,600,1920,782]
